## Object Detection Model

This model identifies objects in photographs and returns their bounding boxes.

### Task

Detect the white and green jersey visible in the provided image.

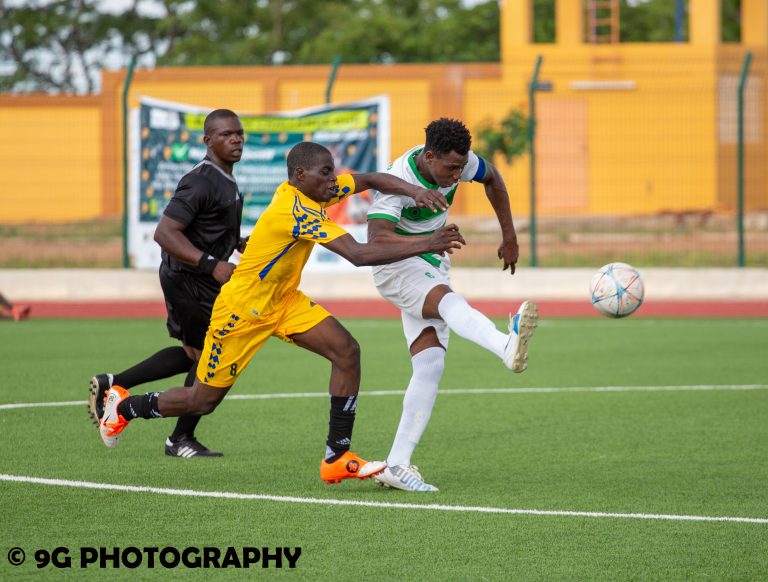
[367,144,487,266]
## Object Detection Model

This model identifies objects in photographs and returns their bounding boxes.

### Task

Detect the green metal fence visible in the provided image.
[453,51,767,270]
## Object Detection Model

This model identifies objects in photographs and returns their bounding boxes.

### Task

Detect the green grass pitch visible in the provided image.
[1,317,767,580]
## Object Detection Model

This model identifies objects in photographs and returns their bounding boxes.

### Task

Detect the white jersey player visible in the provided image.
[367,118,538,492]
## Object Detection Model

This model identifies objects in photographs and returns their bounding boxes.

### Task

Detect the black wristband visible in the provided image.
[197,253,219,274]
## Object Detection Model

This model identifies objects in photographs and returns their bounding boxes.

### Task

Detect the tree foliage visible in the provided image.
[0,0,183,93]
[0,0,746,94]
[618,0,740,43]
[619,0,688,42]
[474,109,530,166]
[157,0,501,66]
[0,0,501,93]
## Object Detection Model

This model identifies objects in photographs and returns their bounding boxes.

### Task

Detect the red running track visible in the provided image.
[18,299,768,318]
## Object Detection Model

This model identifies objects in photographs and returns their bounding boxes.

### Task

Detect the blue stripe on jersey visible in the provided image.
[328,183,352,202]
[258,241,296,280]
[292,195,324,219]
[292,196,329,239]
[472,156,487,182]
[266,193,328,280]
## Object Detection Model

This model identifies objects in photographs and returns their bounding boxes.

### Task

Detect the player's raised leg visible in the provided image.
[289,315,386,484]
[433,287,538,372]
[98,379,230,449]
[502,300,539,373]
[97,308,242,450]
[88,346,194,424]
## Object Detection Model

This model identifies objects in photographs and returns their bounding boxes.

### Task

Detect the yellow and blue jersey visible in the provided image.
[218,173,355,321]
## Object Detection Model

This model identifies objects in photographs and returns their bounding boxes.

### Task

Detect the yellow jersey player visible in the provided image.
[97,141,465,485]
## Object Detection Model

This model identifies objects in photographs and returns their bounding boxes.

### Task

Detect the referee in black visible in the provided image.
[89,108,246,458]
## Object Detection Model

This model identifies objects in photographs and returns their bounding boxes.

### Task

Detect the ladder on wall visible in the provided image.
[587,0,620,44]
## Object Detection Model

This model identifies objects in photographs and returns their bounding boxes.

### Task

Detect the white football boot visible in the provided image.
[503,300,539,373]
[375,465,439,492]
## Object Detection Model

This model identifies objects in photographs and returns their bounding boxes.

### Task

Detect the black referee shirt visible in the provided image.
[161,158,244,274]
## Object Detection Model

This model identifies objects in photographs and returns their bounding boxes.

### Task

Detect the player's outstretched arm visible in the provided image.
[478,161,520,274]
[323,224,465,267]
[367,217,417,246]
[352,172,448,213]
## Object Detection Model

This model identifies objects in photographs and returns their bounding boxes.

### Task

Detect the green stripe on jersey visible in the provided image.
[419,253,441,267]
[408,149,437,189]
[394,227,436,235]
[396,186,456,222]
[404,150,458,219]
[368,213,398,223]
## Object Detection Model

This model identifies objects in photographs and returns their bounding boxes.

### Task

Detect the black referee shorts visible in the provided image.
[159,267,221,351]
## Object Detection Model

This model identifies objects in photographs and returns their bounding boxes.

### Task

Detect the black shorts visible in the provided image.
[159,267,221,350]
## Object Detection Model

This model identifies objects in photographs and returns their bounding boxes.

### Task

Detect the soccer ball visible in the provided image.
[590,262,644,318]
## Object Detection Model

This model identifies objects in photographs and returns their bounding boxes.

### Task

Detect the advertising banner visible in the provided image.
[129,96,390,270]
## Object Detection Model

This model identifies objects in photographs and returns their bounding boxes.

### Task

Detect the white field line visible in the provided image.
[1,384,767,411]
[1,474,766,524]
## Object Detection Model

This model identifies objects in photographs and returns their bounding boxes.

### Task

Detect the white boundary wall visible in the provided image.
[1,268,767,301]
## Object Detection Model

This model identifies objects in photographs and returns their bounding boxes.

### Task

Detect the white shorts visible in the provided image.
[372,255,452,349]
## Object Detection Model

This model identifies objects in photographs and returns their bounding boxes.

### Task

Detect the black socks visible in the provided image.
[325,395,358,461]
[113,347,193,389]
[117,392,162,420]
[169,364,202,443]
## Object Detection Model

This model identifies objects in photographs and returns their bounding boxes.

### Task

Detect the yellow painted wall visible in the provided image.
[0,104,102,222]
[496,44,728,217]
[1,0,766,224]
[585,83,718,215]
[716,45,768,212]
[127,81,267,113]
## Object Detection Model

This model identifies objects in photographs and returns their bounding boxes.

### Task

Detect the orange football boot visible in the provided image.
[99,386,131,448]
[320,451,386,484]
